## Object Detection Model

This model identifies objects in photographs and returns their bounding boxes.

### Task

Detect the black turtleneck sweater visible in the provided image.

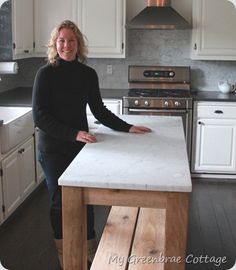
[32,59,132,153]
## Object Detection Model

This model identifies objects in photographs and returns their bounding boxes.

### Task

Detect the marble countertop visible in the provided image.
[58,115,192,193]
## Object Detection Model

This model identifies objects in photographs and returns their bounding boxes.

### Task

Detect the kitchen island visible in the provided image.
[58,115,192,270]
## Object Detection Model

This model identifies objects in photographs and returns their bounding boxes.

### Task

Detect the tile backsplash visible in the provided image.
[0,0,12,61]
[1,29,236,93]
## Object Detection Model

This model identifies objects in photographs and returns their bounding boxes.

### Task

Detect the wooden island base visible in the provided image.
[62,186,189,270]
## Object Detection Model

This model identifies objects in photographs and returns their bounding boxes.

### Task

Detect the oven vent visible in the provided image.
[127,0,191,30]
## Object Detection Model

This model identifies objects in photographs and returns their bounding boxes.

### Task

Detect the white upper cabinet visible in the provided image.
[33,0,126,58]
[12,0,34,59]
[34,0,77,55]
[191,0,236,60]
[77,0,126,58]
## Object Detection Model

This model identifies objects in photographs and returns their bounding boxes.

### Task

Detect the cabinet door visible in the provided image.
[34,0,77,55]
[12,0,34,59]
[78,0,125,58]
[34,129,44,184]
[19,138,36,199]
[191,0,236,60]
[0,175,4,223]
[193,119,236,173]
[2,150,21,218]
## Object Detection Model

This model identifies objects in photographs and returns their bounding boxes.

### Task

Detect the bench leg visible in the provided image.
[62,187,87,270]
[165,193,189,270]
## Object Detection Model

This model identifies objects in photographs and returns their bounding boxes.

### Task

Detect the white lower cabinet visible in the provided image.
[34,128,44,184]
[192,102,236,174]
[20,137,36,199]
[0,175,3,224]
[87,99,122,131]
[103,99,122,115]
[1,137,36,219]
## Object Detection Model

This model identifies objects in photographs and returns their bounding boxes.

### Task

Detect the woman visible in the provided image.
[32,20,151,268]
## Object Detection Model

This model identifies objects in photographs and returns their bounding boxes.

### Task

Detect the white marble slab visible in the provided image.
[59,115,192,192]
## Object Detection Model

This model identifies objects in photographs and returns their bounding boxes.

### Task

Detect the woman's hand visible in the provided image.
[129,125,152,134]
[76,131,97,143]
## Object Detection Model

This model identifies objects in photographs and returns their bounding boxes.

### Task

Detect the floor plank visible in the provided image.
[0,178,236,270]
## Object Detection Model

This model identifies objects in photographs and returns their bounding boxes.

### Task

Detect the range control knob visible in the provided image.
[144,100,149,106]
[164,101,169,107]
[134,100,139,106]
[174,101,181,107]
[169,71,175,77]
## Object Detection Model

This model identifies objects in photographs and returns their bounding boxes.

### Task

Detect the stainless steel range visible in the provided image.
[123,65,192,158]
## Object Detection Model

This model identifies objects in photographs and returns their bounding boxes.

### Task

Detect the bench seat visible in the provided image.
[91,206,166,270]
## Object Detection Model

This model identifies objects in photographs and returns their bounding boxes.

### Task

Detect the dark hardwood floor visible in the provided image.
[186,178,236,270]
[0,178,235,270]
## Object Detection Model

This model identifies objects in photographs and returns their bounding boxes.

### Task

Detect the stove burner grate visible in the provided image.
[128,89,191,98]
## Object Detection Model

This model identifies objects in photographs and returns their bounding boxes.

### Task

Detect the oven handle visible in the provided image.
[128,108,188,113]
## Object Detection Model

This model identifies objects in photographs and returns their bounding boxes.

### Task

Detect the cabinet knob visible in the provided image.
[198,121,204,125]
[214,110,223,114]
[24,50,29,53]
[18,148,25,154]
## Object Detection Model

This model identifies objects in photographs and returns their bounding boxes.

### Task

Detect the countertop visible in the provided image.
[1,87,236,107]
[191,89,236,102]
[0,87,128,107]
[0,87,33,107]
[58,115,192,192]
[0,106,32,124]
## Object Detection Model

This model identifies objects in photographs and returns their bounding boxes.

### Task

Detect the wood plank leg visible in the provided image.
[62,187,87,270]
[164,193,189,270]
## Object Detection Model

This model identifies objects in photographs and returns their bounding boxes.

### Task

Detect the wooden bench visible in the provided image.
[91,206,166,270]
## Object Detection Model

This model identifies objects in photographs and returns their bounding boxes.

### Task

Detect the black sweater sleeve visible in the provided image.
[88,69,132,132]
[32,67,78,142]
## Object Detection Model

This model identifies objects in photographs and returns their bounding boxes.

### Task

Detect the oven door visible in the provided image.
[126,108,192,160]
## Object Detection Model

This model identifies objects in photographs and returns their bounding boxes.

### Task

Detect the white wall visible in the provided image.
[126,0,192,24]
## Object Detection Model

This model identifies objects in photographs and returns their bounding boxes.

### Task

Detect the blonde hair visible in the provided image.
[47,20,88,65]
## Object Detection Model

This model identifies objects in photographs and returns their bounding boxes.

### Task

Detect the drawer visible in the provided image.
[197,104,236,119]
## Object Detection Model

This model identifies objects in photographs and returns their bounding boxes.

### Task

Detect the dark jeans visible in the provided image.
[38,150,95,240]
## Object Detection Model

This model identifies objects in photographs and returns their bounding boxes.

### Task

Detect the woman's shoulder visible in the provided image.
[36,62,63,82]
[77,62,97,76]
[36,62,53,75]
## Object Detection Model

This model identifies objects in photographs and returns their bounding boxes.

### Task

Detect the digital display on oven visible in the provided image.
[143,70,175,78]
